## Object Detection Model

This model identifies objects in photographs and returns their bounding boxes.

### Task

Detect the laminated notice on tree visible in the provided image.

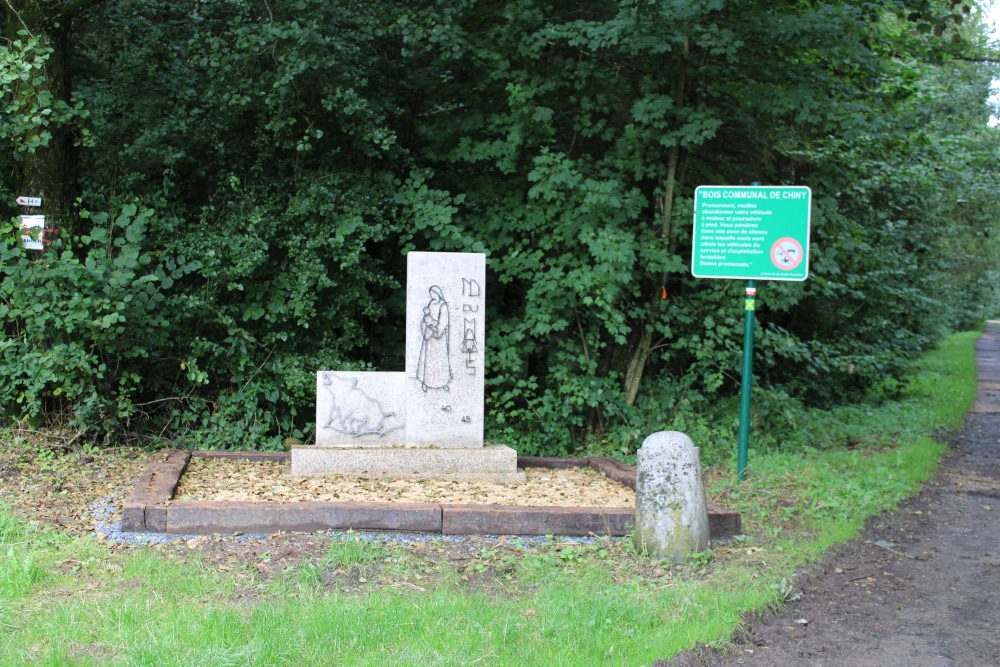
[19,215,45,250]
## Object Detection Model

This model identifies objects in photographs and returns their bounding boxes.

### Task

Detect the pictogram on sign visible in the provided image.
[770,237,804,271]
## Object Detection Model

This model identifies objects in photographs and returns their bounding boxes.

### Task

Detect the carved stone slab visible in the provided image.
[315,371,406,447]
[404,251,485,448]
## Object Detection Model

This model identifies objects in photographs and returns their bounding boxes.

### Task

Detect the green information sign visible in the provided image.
[691,185,812,281]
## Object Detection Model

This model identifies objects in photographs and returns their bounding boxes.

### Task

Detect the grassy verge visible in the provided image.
[0,330,981,665]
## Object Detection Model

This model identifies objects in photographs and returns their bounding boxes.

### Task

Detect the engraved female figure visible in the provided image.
[416,285,452,391]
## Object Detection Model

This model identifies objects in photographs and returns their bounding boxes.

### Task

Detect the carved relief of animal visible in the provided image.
[322,373,393,436]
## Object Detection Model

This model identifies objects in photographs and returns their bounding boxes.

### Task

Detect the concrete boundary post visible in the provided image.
[634,431,710,561]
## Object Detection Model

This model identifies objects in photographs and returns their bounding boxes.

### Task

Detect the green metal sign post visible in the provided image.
[690,185,812,481]
[737,280,756,481]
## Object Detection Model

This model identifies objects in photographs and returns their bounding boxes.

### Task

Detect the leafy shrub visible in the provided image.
[0,204,195,438]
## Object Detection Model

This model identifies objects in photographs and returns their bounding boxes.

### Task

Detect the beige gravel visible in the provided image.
[175,458,635,508]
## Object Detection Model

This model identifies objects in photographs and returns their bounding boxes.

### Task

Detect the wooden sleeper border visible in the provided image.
[122,450,741,539]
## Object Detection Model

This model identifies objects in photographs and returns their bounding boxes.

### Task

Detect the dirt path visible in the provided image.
[668,323,1000,667]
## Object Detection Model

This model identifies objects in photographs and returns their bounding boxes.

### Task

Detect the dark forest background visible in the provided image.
[3,0,998,461]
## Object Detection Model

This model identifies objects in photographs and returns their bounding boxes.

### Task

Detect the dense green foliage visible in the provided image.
[2,0,998,453]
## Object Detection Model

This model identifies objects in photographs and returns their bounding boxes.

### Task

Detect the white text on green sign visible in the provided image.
[691,185,812,281]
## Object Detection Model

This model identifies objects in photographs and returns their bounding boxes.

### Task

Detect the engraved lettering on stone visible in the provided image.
[461,317,478,376]
[462,278,481,297]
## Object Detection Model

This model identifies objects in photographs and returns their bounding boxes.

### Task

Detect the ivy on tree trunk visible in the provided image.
[3,0,104,240]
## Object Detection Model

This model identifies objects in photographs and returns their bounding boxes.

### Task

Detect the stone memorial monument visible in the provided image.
[292,252,524,482]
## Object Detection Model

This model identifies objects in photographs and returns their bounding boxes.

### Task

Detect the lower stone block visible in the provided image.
[290,444,525,482]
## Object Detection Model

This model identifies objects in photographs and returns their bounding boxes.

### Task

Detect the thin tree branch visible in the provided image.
[4,0,32,35]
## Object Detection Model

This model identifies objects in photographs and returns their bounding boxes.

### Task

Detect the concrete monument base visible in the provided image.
[290,444,526,483]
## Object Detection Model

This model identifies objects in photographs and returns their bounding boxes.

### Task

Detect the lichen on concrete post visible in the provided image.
[633,431,710,561]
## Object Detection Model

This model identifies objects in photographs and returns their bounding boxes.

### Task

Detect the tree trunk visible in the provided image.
[5,0,105,242]
[621,41,689,407]
[622,326,652,406]
[621,142,677,407]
